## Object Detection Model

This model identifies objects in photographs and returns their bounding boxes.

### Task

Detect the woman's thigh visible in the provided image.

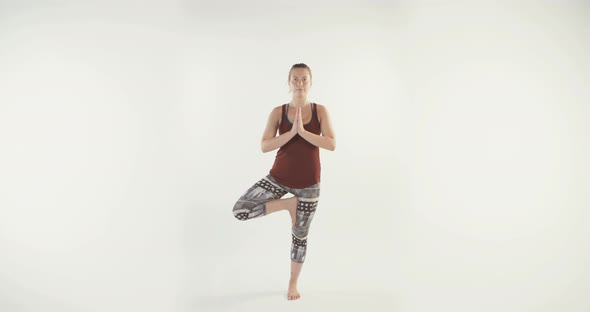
[233,175,289,219]
[289,182,320,229]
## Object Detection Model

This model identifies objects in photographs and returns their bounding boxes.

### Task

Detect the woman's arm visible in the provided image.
[298,104,336,151]
[260,106,297,153]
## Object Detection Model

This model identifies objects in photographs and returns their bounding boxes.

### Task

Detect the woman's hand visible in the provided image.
[289,107,298,136]
[297,107,305,134]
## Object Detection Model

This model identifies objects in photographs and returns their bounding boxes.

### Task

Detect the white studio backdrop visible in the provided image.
[1,1,589,312]
[0,1,399,312]
[393,1,590,312]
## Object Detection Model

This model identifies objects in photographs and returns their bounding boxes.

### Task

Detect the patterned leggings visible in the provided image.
[232,174,320,263]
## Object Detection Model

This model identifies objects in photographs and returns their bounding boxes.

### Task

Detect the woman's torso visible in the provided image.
[269,102,322,189]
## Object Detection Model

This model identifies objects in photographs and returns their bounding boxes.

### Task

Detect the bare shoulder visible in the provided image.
[267,105,284,118]
[270,104,284,125]
[315,103,330,122]
[315,103,330,113]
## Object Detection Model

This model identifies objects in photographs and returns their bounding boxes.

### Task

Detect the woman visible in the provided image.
[232,63,336,300]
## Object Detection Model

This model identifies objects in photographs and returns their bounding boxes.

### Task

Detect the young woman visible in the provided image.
[232,63,336,300]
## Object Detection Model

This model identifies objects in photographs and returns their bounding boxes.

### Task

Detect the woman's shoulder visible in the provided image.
[270,104,287,125]
[314,103,330,110]
[314,103,330,122]
[271,104,287,115]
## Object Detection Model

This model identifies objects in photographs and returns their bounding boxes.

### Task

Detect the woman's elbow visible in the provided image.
[330,139,336,151]
[261,142,271,153]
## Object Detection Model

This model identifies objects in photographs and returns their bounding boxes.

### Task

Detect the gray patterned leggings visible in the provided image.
[232,174,320,263]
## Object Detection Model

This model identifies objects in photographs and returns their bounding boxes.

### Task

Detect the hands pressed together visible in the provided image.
[289,107,306,136]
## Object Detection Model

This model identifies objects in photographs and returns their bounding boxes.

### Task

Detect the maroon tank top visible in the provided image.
[269,103,321,188]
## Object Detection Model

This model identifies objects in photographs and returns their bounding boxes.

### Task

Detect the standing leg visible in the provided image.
[287,183,320,300]
[288,261,303,300]
[291,196,319,263]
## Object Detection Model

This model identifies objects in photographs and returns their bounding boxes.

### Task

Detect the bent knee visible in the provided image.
[232,201,248,221]
[234,212,248,221]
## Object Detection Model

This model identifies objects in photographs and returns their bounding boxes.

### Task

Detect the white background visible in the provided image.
[0,1,588,311]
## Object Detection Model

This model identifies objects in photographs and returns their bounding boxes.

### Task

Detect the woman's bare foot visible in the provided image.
[287,280,300,300]
[287,196,298,226]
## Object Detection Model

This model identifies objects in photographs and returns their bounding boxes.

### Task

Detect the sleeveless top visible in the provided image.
[269,103,321,189]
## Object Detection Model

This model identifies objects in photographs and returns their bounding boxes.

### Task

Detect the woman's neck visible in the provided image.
[290,98,310,108]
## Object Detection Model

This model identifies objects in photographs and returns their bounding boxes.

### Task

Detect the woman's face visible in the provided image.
[289,68,311,96]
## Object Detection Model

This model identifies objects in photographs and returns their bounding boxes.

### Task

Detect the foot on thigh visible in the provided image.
[288,196,298,227]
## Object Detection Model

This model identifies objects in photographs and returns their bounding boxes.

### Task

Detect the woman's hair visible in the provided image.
[288,63,312,93]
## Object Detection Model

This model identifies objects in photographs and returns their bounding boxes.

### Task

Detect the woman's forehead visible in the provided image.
[291,69,310,77]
